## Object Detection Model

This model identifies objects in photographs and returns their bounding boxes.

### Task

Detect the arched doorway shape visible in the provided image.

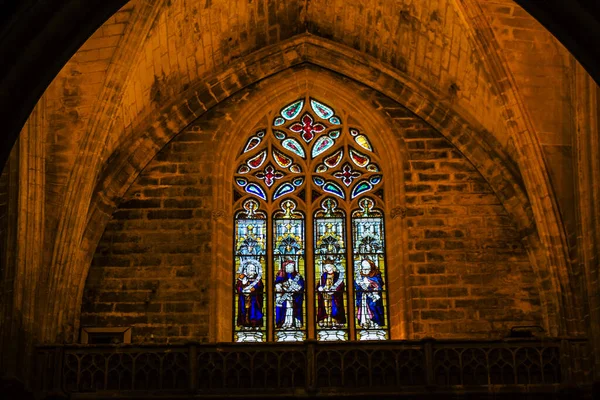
[59,37,570,345]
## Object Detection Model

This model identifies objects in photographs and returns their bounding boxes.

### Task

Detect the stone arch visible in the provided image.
[70,37,568,342]
[205,68,408,341]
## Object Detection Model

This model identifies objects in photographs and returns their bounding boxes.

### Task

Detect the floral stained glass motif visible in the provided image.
[352,198,388,340]
[273,130,286,140]
[334,163,362,187]
[234,199,267,342]
[314,198,348,341]
[255,164,284,187]
[293,178,304,187]
[273,200,306,341]
[289,113,326,142]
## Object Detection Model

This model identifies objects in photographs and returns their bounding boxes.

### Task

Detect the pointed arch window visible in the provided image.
[233,98,389,342]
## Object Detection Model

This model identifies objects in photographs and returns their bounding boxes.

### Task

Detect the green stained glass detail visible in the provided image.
[323,181,345,199]
[310,99,334,119]
[282,138,306,158]
[274,117,285,126]
[281,100,304,120]
[328,130,341,139]
[312,136,335,158]
[351,180,373,199]
[293,177,304,187]
[274,182,296,200]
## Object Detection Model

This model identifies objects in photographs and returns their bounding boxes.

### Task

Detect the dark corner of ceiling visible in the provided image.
[0,0,599,171]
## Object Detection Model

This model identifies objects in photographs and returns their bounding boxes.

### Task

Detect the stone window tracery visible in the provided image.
[233,97,389,342]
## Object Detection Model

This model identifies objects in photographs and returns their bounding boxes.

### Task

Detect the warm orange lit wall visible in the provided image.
[82,78,543,342]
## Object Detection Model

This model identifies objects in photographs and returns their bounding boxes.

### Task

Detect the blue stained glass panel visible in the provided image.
[369,175,382,185]
[273,202,306,342]
[245,183,267,200]
[236,178,248,187]
[314,207,348,341]
[274,117,285,126]
[281,100,304,120]
[310,99,334,119]
[329,116,341,125]
[313,177,325,186]
[323,181,345,199]
[351,180,373,199]
[273,182,296,200]
[293,178,304,187]
[352,210,388,341]
[234,214,267,342]
[282,138,306,158]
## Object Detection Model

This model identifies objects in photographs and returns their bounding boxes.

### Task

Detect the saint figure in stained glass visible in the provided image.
[236,259,264,328]
[234,97,389,342]
[354,258,385,330]
[274,259,305,330]
[316,257,346,328]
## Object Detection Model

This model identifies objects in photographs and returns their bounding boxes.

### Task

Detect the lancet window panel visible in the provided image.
[232,97,389,342]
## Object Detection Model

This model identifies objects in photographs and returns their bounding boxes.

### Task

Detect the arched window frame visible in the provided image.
[232,97,389,342]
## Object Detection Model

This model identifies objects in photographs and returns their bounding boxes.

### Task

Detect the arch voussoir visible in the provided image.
[58,34,570,343]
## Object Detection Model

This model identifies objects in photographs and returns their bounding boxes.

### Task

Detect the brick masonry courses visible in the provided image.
[82,89,542,342]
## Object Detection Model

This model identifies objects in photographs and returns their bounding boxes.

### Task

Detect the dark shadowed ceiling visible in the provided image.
[0,0,598,170]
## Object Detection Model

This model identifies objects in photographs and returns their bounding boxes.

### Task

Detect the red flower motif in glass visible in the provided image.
[289,113,326,142]
[334,163,362,186]
[255,164,284,187]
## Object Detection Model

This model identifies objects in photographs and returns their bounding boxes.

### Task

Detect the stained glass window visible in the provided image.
[234,199,267,342]
[314,198,348,341]
[273,200,306,342]
[352,198,389,340]
[233,97,389,342]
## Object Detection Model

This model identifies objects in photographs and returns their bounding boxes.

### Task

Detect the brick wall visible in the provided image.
[81,126,215,343]
[82,96,543,342]
[401,121,542,338]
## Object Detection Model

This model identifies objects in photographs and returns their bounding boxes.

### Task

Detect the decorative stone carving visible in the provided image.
[391,206,406,220]
[212,209,226,220]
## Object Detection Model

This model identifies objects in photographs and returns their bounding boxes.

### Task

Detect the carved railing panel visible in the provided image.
[35,339,590,398]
